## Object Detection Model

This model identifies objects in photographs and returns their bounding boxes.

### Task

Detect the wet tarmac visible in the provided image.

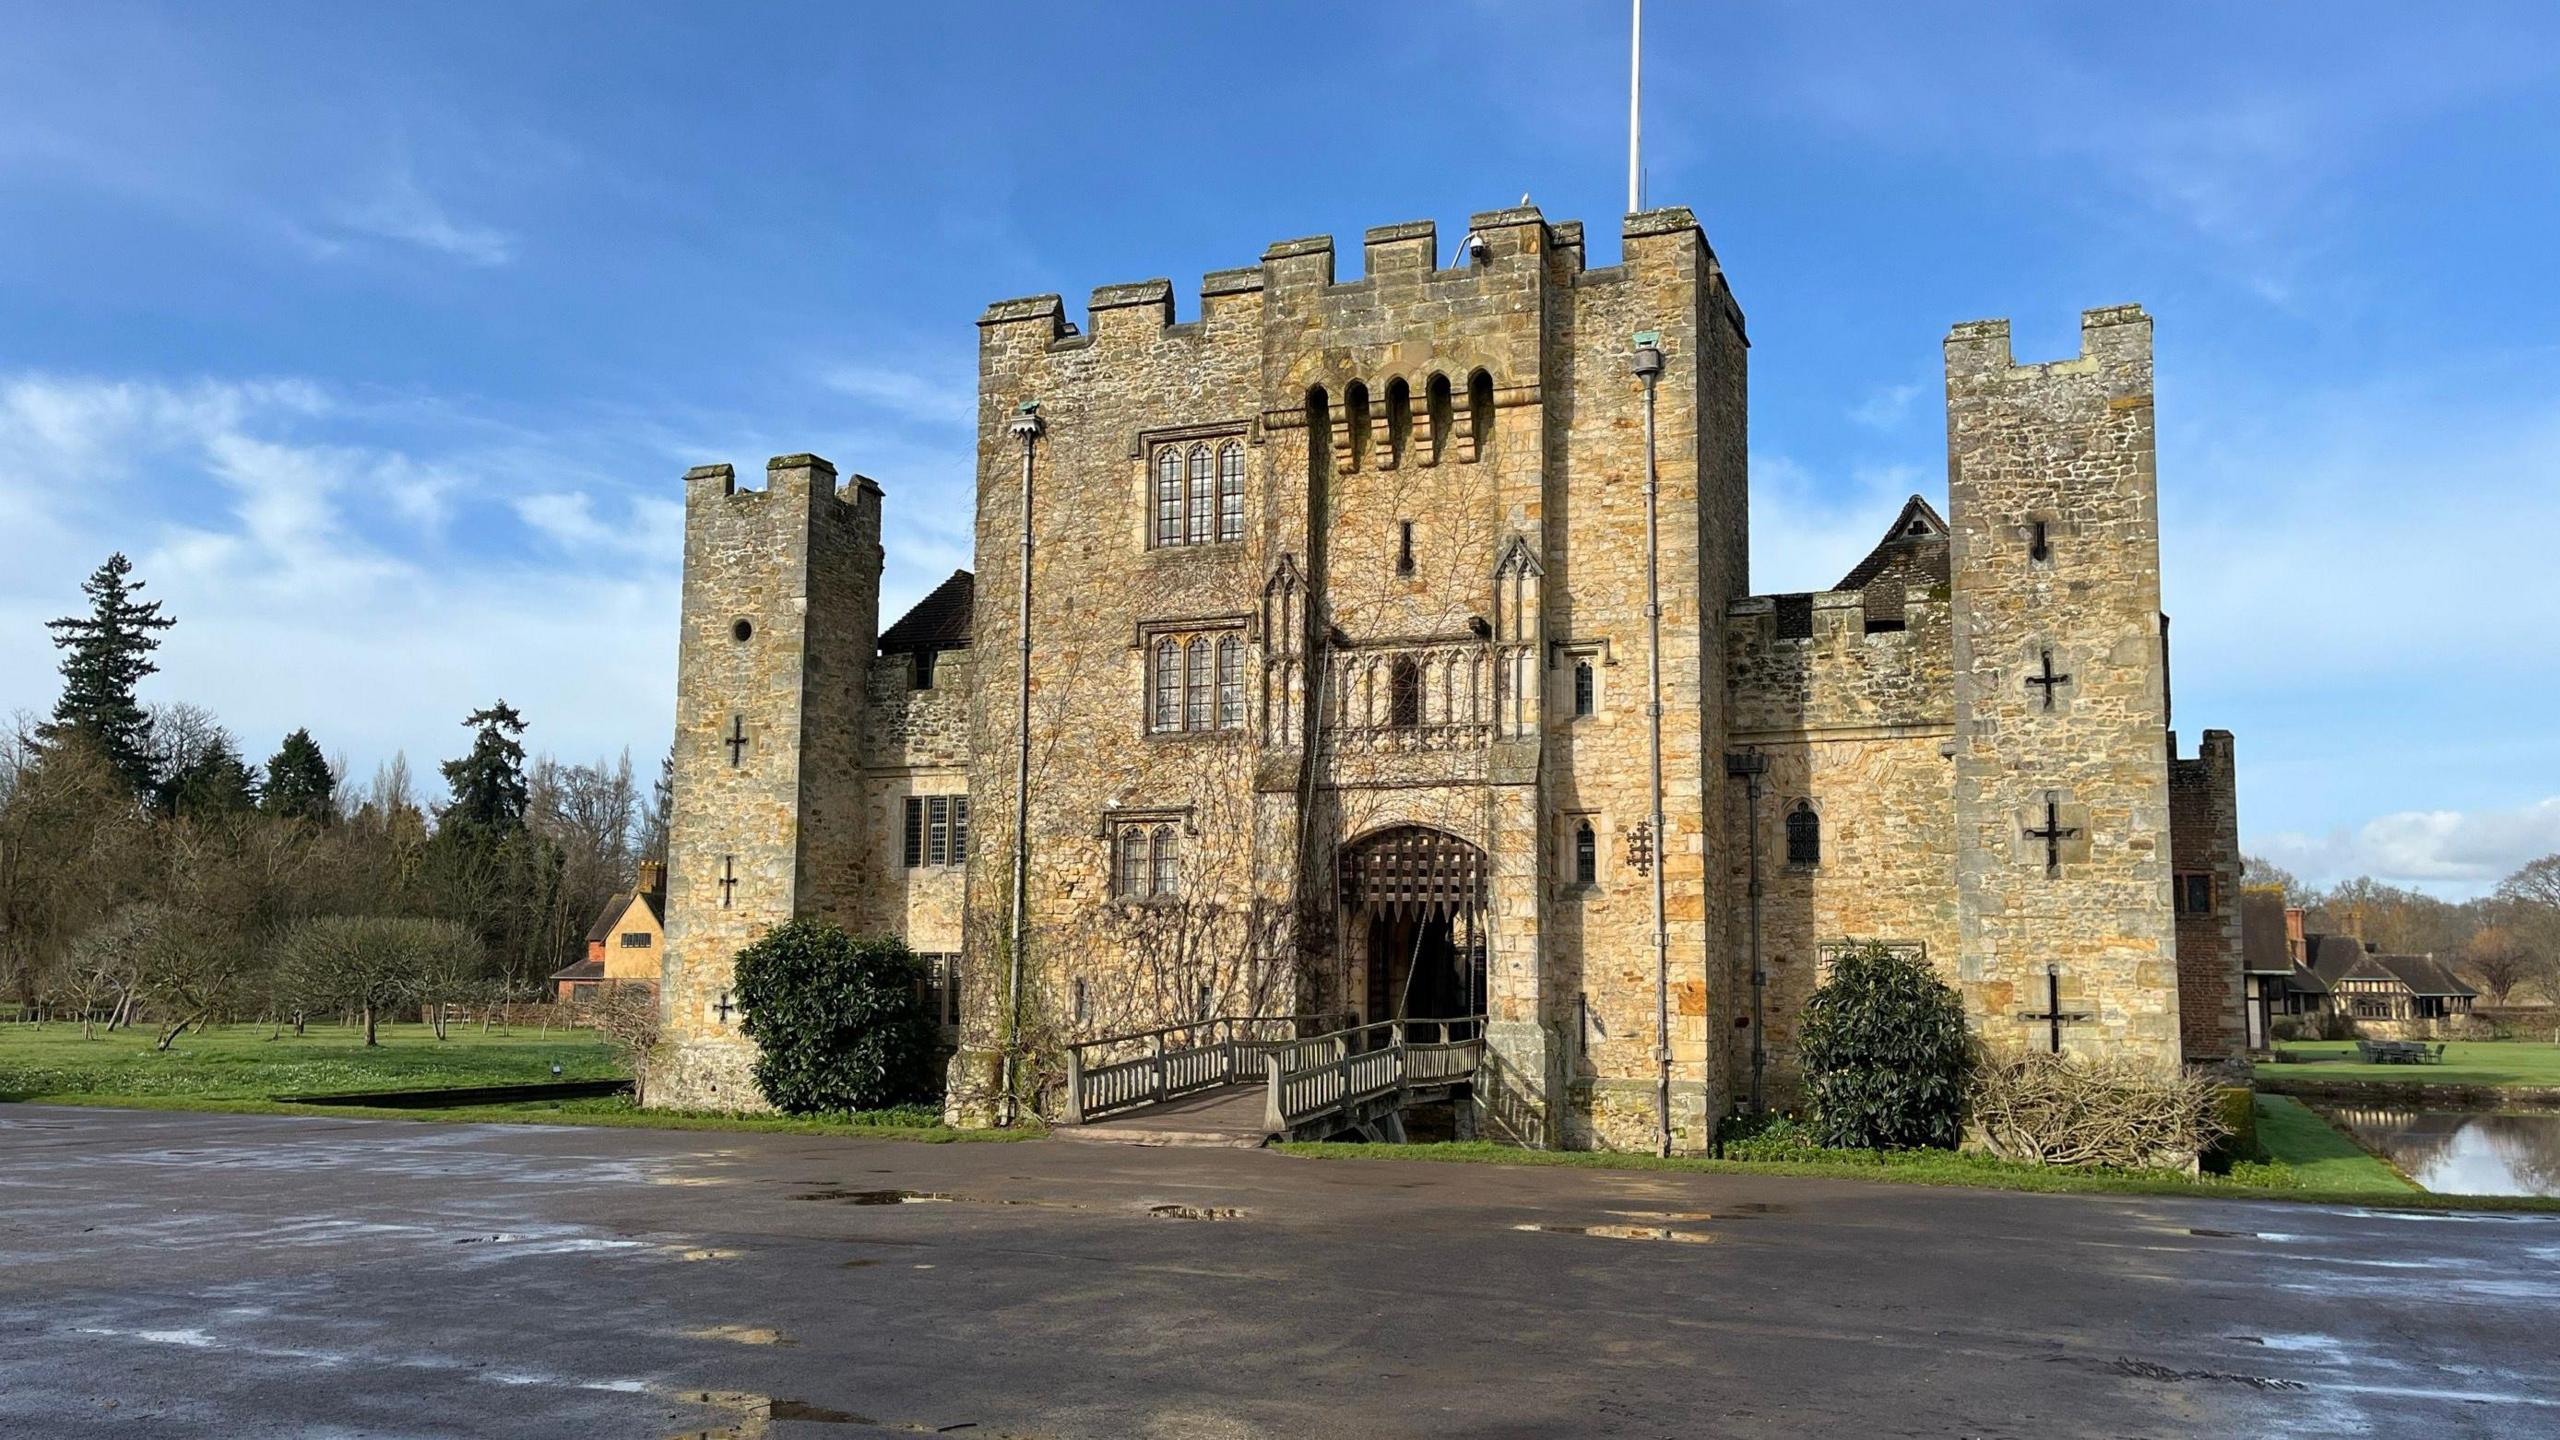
[1,1105,2553,1437]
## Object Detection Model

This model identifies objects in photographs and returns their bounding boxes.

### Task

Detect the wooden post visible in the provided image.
[1151,1031,1167,1106]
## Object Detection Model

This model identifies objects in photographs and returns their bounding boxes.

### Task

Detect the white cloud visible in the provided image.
[2257,798,2560,894]
[1848,381,1923,431]
[333,168,515,266]
[817,362,975,430]
[0,373,678,780]
[1746,454,1925,595]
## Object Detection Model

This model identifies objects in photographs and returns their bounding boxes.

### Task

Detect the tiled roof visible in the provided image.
[2373,952,2478,998]
[583,892,631,947]
[880,569,974,655]
[2239,891,2294,974]
[1836,494,1952,594]
[549,957,605,982]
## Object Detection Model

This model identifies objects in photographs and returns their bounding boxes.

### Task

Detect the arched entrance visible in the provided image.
[1338,826,1488,1030]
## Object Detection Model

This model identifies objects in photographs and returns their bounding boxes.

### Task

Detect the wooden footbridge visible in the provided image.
[1056,1014,1485,1147]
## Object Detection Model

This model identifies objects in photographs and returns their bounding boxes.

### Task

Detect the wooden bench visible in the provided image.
[2355,1039,2446,1064]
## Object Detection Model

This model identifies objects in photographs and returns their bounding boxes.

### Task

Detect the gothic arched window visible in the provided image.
[1573,659,1595,717]
[1186,445,1215,545]
[1184,637,1212,731]
[1216,635,1243,730]
[1150,824,1179,897]
[1217,442,1244,542]
[1118,826,1148,897]
[1154,448,1182,548]
[1153,639,1181,732]
[1786,801,1821,867]
[1574,818,1597,887]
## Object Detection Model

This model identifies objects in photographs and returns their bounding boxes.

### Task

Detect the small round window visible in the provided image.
[731,618,754,643]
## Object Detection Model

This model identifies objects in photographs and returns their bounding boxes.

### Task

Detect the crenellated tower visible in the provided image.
[1945,307,2181,1068]
[655,454,884,1108]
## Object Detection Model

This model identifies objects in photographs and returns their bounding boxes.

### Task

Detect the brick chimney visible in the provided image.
[636,859,666,901]
[2283,907,2306,964]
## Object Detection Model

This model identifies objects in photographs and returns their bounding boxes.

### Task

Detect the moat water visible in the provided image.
[2324,1105,2560,1197]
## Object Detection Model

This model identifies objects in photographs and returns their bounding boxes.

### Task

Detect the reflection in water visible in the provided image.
[2326,1106,2560,1197]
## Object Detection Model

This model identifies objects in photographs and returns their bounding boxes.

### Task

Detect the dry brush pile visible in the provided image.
[1969,1051,2230,1169]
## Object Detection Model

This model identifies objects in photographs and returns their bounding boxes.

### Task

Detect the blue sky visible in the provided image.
[2,3,2556,894]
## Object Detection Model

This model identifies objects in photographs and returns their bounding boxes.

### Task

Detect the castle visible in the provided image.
[649,203,2247,1151]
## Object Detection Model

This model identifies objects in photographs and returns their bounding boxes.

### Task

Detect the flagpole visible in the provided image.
[1628,0,1642,214]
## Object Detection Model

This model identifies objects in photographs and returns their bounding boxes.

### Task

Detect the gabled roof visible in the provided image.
[2373,953,2478,999]
[549,957,606,982]
[880,569,974,656]
[584,893,631,947]
[2239,891,2294,975]
[1836,494,1951,594]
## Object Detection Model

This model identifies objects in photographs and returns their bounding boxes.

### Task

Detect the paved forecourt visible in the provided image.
[0,1106,2551,1437]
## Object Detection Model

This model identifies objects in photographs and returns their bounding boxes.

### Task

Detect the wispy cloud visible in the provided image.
[333,167,515,266]
[1848,381,1923,431]
[817,362,975,429]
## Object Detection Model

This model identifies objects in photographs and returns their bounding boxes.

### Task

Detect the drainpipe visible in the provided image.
[1001,401,1043,1127]
[1725,749,1768,1113]
[1632,333,1670,1157]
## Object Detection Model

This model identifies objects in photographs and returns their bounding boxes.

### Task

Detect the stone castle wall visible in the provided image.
[1721,588,1957,1107]
[957,205,1747,1149]
[854,651,972,956]
[1947,307,2182,1069]
[655,456,881,1111]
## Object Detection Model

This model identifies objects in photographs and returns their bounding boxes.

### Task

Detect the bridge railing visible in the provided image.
[1263,1015,1486,1137]
[1062,1014,1322,1125]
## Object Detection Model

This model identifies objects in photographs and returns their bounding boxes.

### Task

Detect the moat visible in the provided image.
[2326,1104,2560,1197]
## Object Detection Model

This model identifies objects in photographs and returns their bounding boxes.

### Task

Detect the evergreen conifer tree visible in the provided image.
[46,553,175,795]
[158,731,259,818]
[437,701,530,846]
[261,728,337,823]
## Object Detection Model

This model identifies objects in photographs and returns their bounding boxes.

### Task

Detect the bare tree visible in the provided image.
[588,985,661,1105]
[2461,926,2542,1006]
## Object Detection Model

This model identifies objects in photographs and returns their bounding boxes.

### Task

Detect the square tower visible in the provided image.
[654,454,883,1109]
[1946,307,2181,1068]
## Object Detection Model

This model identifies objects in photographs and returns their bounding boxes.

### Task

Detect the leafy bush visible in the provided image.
[1970,1052,2231,1169]
[1796,940,1972,1149]
[731,919,936,1114]
[1715,1111,1832,1162]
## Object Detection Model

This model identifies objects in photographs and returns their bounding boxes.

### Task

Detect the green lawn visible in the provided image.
[1277,1094,2555,1210]
[2251,1094,2415,1194]
[2268,1039,2560,1089]
[0,1020,1008,1141]
[0,1021,620,1101]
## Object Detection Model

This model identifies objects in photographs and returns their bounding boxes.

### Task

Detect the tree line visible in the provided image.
[0,553,670,1045]
[2242,852,2560,1006]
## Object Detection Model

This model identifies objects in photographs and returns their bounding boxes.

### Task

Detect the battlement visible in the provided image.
[1725,590,1954,735]
[974,203,1731,356]
[683,454,879,523]
[1945,304,2150,382]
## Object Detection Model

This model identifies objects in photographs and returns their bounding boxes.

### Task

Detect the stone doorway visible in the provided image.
[1339,826,1487,1034]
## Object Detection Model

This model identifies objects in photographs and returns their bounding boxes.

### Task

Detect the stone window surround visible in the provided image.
[1784,798,1822,869]
[1136,615,1251,738]
[1559,808,1603,892]
[1135,421,1251,551]
[1549,638,1613,720]
[1103,805,1195,905]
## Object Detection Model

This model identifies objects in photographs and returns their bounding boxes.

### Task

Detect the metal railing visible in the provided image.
[1062,1015,1320,1125]
[1262,1015,1485,1137]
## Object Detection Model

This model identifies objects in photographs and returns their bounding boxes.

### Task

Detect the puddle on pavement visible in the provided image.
[669,1386,1020,1438]
[2188,1227,2260,1239]
[687,1325,792,1347]
[794,1189,957,1205]
[676,1248,743,1262]
[1608,1209,1722,1222]
[1512,1223,1713,1244]
[1147,1204,1246,1221]
[840,1258,882,1269]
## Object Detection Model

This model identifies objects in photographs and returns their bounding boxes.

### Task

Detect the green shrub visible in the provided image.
[1796,940,1972,1150]
[731,919,937,1114]
[1716,1111,1830,1162]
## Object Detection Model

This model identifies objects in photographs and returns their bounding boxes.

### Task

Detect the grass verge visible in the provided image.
[0,1022,1019,1142]
[2264,1038,2560,1090]
[1275,1096,2558,1212]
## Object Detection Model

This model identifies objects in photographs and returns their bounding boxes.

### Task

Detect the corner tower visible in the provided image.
[655,454,884,1109]
[1946,307,2181,1068]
